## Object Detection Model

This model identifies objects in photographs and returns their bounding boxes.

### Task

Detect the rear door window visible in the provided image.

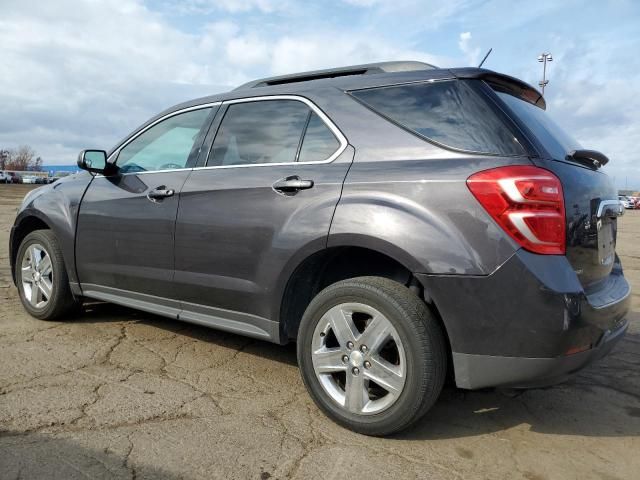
[208,100,309,166]
[351,80,525,156]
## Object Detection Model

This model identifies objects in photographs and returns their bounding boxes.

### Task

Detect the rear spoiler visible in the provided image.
[449,68,546,110]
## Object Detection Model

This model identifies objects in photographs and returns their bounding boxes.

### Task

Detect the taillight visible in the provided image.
[467,166,565,255]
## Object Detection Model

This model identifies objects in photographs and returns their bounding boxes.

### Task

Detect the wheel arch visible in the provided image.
[10,212,52,284]
[277,240,453,362]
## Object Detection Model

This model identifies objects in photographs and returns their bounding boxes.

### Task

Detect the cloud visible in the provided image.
[0,0,226,163]
[0,0,452,164]
[164,0,285,14]
[341,0,383,6]
[458,32,482,66]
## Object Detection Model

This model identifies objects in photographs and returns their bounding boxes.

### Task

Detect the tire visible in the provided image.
[297,276,447,436]
[16,230,79,320]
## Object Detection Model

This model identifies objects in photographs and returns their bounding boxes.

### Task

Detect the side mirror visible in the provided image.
[77,149,111,174]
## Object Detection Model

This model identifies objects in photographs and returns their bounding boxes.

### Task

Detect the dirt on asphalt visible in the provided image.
[1,183,639,480]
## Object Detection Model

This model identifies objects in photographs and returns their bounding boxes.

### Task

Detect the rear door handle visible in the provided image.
[147,186,175,202]
[272,176,314,195]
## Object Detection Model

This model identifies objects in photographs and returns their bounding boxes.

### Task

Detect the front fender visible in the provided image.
[10,174,92,287]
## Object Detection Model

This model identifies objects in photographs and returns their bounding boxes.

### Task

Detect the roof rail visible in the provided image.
[233,61,437,90]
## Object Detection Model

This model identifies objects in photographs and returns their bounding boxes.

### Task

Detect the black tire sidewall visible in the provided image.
[297,278,443,435]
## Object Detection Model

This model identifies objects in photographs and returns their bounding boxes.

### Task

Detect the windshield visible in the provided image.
[496,91,581,161]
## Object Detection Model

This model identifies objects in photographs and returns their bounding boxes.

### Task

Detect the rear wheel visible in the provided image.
[297,276,447,436]
[16,230,79,320]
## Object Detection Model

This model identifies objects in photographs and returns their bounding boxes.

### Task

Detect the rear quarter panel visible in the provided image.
[330,156,527,274]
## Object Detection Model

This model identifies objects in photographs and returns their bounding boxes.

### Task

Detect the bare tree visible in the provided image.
[0,150,9,170]
[3,145,43,171]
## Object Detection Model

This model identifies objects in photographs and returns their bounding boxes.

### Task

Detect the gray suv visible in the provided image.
[10,61,630,435]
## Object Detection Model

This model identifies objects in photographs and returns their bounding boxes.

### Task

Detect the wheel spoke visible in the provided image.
[21,265,35,279]
[38,279,53,300]
[30,282,40,305]
[365,356,404,395]
[313,348,347,373]
[39,255,52,276]
[359,315,392,353]
[326,307,358,346]
[30,246,41,268]
[345,370,367,412]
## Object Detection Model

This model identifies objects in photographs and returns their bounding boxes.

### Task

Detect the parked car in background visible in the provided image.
[619,195,634,209]
[0,171,8,184]
[8,172,21,184]
[9,61,630,435]
[22,176,37,184]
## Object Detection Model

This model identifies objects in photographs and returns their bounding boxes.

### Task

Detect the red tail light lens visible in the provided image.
[467,166,565,255]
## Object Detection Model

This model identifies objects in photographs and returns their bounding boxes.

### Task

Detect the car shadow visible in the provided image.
[0,431,182,480]
[398,330,640,440]
[73,302,640,439]
[75,300,299,367]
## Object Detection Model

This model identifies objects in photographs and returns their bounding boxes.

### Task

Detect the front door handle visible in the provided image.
[272,176,314,196]
[147,186,175,202]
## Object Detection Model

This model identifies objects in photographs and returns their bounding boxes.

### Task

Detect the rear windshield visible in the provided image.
[495,91,582,161]
[350,80,525,156]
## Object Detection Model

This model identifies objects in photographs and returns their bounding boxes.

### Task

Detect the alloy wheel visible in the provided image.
[311,302,407,415]
[21,243,54,309]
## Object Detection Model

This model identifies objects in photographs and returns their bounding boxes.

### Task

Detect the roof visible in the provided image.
[233,61,437,90]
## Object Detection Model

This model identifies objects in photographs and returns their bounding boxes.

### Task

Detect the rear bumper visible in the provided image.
[451,318,628,389]
[416,249,631,389]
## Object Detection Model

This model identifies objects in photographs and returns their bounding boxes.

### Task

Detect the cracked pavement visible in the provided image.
[1,184,639,480]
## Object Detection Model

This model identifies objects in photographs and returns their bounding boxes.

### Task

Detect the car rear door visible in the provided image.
[76,105,217,310]
[173,96,352,339]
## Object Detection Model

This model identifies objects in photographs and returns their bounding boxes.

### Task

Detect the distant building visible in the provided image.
[42,165,80,176]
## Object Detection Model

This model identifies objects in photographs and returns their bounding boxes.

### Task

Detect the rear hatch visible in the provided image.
[494,88,621,290]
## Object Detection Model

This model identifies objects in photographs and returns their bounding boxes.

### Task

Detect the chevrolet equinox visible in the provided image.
[10,61,630,435]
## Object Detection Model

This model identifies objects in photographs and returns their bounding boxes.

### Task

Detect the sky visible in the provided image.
[1,0,639,188]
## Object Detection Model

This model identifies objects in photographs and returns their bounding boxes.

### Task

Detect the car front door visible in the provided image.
[76,104,217,311]
[173,96,352,340]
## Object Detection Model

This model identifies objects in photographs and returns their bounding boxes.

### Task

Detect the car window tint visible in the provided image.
[496,91,581,161]
[351,80,525,156]
[117,108,211,173]
[209,100,309,166]
[298,112,340,162]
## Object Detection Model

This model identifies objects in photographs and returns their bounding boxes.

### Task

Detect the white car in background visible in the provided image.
[619,195,634,209]
[0,171,8,184]
[21,175,37,184]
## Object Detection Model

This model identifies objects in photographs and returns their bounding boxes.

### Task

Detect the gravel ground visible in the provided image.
[1,183,639,480]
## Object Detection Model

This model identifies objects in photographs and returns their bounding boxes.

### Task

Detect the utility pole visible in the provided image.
[538,52,553,95]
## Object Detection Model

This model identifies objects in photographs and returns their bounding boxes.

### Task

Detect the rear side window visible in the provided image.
[351,80,525,156]
[298,112,340,162]
[209,100,309,166]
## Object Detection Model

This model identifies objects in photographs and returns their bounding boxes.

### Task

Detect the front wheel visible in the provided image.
[16,230,79,320]
[297,276,447,436]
